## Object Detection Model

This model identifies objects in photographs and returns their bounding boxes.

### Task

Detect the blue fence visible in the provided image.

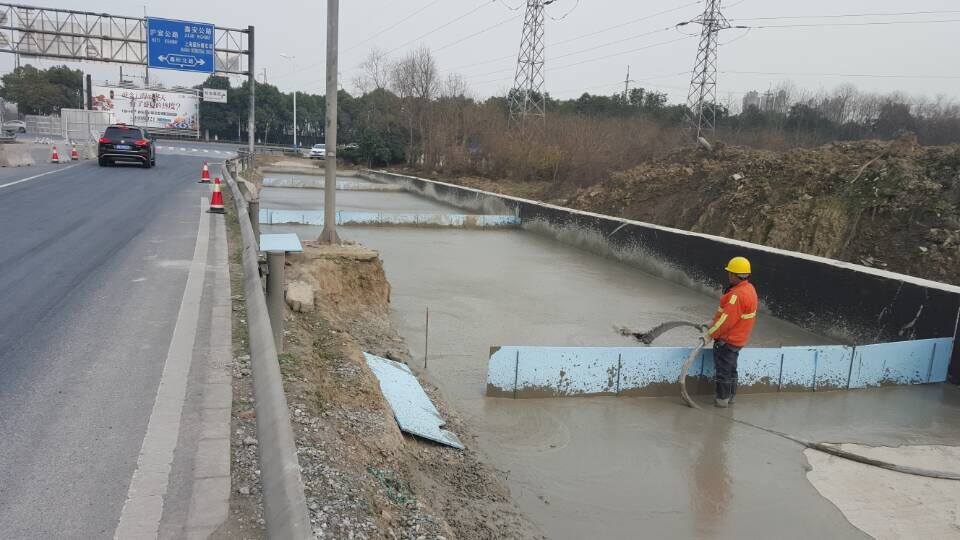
[487,337,954,398]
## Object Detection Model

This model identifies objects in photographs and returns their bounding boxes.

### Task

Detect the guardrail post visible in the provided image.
[266,250,285,353]
[249,199,260,249]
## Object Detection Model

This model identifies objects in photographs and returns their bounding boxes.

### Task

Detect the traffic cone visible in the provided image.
[50,146,60,163]
[199,162,210,183]
[70,143,79,161]
[209,177,225,214]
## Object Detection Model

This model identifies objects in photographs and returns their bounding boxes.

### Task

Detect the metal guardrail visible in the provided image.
[242,144,303,157]
[222,157,312,539]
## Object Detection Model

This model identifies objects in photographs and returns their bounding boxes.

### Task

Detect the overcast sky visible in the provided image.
[11,0,960,105]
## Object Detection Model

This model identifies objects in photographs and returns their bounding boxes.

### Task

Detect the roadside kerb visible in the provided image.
[223,159,312,539]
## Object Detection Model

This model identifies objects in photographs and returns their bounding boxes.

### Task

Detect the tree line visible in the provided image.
[4,61,960,179]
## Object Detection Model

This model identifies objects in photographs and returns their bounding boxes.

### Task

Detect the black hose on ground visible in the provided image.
[616,321,960,481]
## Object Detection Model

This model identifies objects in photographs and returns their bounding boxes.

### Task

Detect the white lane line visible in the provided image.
[179,147,187,152]
[0,164,79,191]
[202,149,209,153]
[190,148,198,152]
[114,198,210,540]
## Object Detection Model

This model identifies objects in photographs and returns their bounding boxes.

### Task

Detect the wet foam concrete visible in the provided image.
[261,188,960,538]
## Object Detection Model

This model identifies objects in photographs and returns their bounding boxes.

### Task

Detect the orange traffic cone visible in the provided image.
[50,146,60,163]
[209,177,225,214]
[70,143,79,161]
[199,162,210,183]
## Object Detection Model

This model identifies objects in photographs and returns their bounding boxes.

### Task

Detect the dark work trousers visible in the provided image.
[714,341,741,400]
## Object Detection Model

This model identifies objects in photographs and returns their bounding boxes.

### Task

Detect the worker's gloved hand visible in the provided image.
[699,325,713,344]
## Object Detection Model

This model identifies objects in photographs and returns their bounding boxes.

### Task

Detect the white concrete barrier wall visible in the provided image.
[487,337,954,398]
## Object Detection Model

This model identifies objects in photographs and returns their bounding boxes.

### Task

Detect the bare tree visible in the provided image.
[353,48,392,94]
[390,47,440,163]
[441,73,469,99]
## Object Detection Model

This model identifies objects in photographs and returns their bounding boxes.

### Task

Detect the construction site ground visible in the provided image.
[244,156,960,539]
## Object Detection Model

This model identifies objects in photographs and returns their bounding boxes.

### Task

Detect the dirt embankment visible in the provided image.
[277,242,543,539]
[414,136,960,285]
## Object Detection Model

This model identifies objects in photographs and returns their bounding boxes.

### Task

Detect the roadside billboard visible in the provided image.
[90,84,199,136]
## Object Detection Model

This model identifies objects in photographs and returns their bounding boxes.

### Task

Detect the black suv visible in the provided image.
[98,124,156,168]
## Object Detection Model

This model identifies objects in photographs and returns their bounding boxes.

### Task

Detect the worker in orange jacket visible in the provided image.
[705,257,758,408]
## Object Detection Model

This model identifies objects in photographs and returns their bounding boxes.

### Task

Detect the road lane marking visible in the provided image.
[0,164,79,191]
[114,198,210,540]
[202,149,209,153]
[179,148,186,152]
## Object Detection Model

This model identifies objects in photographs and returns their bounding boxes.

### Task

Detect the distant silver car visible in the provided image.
[3,120,26,133]
[308,143,326,159]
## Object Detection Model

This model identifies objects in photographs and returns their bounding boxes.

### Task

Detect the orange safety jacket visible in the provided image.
[708,280,758,348]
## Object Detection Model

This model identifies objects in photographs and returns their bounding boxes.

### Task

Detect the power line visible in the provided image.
[448,0,703,73]
[550,26,675,62]
[469,36,694,86]
[385,1,496,55]
[723,70,960,80]
[730,9,960,22]
[745,18,960,29]
[273,0,492,83]
[343,0,443,53]
[435,13,520,53]
[550,0,703,47]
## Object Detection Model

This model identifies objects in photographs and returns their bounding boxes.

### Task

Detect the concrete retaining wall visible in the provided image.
[487,338,954,398]
[362,169,960,385]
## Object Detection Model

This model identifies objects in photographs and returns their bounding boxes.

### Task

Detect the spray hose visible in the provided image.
[621,321,960,481]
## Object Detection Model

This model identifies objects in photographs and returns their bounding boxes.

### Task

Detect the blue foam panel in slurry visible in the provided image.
[779,347,817,390]
[514,347,621,397]
[851,338,950,387]
[735,348,784,390]
[618,347,690,391]
[929,338,954,383]
[812,346,855,390]
[487,346,521,395]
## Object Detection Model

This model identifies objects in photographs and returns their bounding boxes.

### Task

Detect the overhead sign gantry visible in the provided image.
[0,3,255,151]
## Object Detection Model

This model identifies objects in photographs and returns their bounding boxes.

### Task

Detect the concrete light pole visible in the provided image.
[319,0,340,244]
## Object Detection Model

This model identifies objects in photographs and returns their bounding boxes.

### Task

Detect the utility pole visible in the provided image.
[509,0,554,125]
[248,25,256,156]
[683,0,731,142]
[623,65,634,103]
[319,0,340,244]
[143,7,150,85]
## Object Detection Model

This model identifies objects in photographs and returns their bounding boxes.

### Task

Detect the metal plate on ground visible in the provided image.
[259,233,303,252]
[364,353,464,450]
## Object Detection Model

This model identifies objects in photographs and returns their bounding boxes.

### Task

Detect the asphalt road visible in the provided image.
[0,154,230,538]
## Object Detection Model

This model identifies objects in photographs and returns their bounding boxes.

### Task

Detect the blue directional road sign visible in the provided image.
[146,17,215,73]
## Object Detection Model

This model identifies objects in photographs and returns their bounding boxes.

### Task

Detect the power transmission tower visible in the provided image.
[684,0,731,142]
[509,0,554,125]
[623,65,634,103]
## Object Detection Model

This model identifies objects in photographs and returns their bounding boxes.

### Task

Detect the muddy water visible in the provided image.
[263,212,960,538]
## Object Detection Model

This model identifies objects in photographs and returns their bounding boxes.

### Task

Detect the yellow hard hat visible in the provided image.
[725,256,752,275]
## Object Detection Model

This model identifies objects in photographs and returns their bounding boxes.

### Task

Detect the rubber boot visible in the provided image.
[714,398,729,408]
